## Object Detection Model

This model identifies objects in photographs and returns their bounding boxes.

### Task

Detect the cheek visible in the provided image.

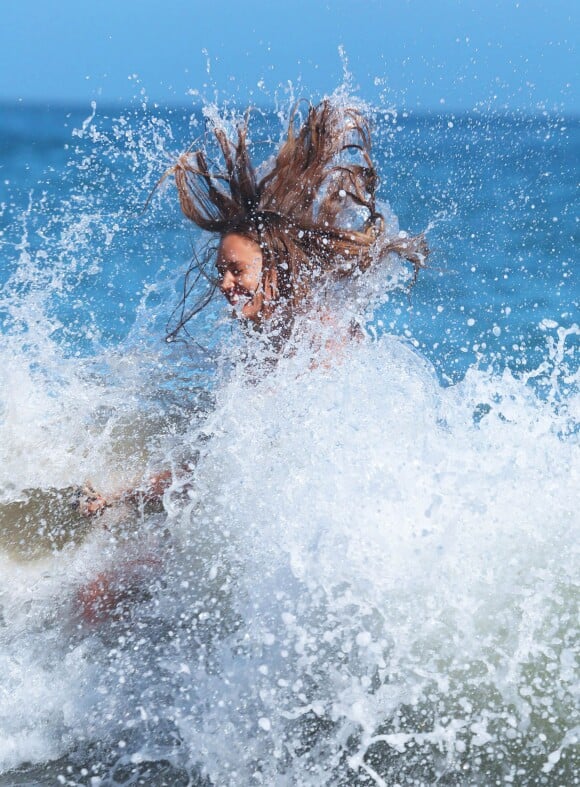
[247,263,263,290]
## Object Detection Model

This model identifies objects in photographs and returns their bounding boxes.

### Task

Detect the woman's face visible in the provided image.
[216,233,264,322]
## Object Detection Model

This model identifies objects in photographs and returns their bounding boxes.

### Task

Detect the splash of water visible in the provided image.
[0,89,578,786]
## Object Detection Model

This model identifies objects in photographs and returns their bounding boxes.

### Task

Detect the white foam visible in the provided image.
[160,331,579,783]
[0,324,577,783]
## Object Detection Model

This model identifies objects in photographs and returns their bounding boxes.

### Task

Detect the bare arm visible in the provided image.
[74,469,180,519]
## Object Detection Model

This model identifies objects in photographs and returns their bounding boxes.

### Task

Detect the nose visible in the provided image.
[220,269,235,292]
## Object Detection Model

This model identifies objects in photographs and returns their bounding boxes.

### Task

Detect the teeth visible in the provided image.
[224,288,252,307]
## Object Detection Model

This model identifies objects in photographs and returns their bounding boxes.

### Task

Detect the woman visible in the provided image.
[166,98,428,343]
[85,99,428,512]
[82,99,429,510]
[74,99,429,621]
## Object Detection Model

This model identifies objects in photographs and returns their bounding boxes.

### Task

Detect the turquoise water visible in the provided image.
[1,105,577,375]
[0,99,578,785]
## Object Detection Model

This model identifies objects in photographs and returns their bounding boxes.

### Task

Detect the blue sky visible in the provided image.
[1,0,577,112]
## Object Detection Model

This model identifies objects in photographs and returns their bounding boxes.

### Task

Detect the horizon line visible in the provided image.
[1,97,578,120]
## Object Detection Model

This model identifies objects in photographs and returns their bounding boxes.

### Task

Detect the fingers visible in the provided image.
[146,470,173,500]
[71,485,110,518]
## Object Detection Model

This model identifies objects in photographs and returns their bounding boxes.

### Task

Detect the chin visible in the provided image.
[241,312,261,323]
[241,302,263,322]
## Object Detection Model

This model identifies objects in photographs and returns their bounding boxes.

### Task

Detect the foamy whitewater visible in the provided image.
[0,91,578,785]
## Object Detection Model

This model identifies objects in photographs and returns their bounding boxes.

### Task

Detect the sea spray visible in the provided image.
[0,97,577,785]
[160,331,578,784]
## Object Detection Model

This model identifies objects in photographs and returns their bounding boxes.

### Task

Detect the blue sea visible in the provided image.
[0,96,578,786]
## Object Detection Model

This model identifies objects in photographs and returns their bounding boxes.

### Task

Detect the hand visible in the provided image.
[71,484,111,518]
[144,469,173,501]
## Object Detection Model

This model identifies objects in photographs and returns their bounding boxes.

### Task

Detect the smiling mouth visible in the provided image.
[224,287,253,307]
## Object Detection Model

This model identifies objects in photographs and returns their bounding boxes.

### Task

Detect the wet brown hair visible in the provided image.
[166,99,428,339]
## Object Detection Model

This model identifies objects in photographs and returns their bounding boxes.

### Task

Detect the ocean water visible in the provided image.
[0,96,578,786]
